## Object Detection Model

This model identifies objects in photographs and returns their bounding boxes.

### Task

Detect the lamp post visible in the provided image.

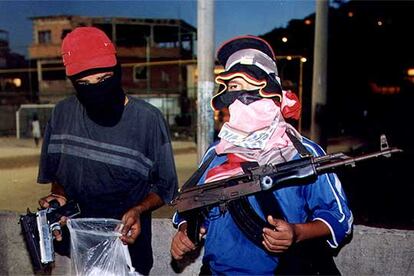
[196,0,215,162]
[298,57,306,132]
[146,36,151,94]
[310,0,329,146]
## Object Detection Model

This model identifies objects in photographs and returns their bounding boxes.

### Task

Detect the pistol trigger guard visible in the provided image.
[48,199,61,209]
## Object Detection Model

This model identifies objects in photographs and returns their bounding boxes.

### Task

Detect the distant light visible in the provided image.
[13,78,21,87]
[300,57,307,63]
[286,56,292,61]
[348,12,354,17]
[377,20,383,26]
[214,67,225,74]
[407,68,414,76]
[282,37,288,43]
[304,19,312,25]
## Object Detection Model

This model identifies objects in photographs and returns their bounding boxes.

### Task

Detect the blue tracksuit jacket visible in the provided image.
[173,137,353,275]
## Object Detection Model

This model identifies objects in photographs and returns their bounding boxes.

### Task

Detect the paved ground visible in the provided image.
[0,136,198,218]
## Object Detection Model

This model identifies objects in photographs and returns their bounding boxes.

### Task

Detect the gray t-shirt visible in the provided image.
[38,95,178,273]
[38,95,178,218]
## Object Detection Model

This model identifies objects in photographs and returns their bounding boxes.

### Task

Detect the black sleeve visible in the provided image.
[149,114,179,204]
[37,120,57,184]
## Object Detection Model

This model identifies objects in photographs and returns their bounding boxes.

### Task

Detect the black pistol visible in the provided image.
[19,200,80,273]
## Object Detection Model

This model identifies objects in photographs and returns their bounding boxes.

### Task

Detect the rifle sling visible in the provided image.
[181,152,216,191]
[180,151,216,245]
[286,130,312,157]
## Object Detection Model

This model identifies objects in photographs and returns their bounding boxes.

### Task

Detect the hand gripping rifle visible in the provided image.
[170,135,402,245]
[19,200,80,273]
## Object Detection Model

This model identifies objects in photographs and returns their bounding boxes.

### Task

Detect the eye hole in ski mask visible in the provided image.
[219,89,262,107]
[74,72,114,86]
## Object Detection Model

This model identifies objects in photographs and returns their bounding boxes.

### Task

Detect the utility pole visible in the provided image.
[298,57,304,132]
[197,0,215,161]
[310,0,329,148]
[146,36,151,94]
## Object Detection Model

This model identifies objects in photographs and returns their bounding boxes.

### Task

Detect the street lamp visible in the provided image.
[277,55,306,132]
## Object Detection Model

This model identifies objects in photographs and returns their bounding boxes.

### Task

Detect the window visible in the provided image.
[0,57,6,68]
[38,30,51,44]
[161,71,170,82]
[116,25,149,47]
[134,66,147,81]
[61,29,71,40]
[154,26,178,47]
[42,63,66,81]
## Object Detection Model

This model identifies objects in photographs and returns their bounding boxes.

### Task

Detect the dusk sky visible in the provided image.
[0,0,316,57]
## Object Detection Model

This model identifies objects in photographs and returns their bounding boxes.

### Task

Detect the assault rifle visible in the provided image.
[19,200,80,274]
[170,135,402,245]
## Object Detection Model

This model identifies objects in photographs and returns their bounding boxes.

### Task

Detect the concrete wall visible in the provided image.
[1,211,413,275]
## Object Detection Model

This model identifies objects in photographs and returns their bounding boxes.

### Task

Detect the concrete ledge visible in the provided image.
[335,225,414,275]
[1,211,413,275]
[0,211,34,276]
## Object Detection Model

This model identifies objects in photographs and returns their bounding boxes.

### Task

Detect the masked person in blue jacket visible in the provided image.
[37,27,178,275]
[170,35,353,275]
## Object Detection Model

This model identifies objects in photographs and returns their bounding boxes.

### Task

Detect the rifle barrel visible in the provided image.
[316,147,402,173]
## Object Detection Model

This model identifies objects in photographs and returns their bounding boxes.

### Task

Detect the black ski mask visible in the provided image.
[70,64,125,127]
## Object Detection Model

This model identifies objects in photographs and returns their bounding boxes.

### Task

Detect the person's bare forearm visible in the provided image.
[38,182,67,208]
[292,220,331,243]
[133,192,164,215]
[51,182,66,197]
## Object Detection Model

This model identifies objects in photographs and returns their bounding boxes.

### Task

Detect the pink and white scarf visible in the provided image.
[215,91,302,167]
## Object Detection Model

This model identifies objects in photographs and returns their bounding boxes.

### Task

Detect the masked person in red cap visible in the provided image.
[170,35,353,275]
[37,27,178,275]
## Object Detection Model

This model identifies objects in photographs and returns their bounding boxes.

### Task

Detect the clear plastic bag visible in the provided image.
[67,218,140,276]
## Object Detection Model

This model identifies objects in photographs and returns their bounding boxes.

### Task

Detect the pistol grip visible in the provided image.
[48,199,61,209]
[185,212,203,246]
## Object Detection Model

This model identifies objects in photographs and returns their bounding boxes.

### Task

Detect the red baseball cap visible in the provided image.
[61,27,117,76]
